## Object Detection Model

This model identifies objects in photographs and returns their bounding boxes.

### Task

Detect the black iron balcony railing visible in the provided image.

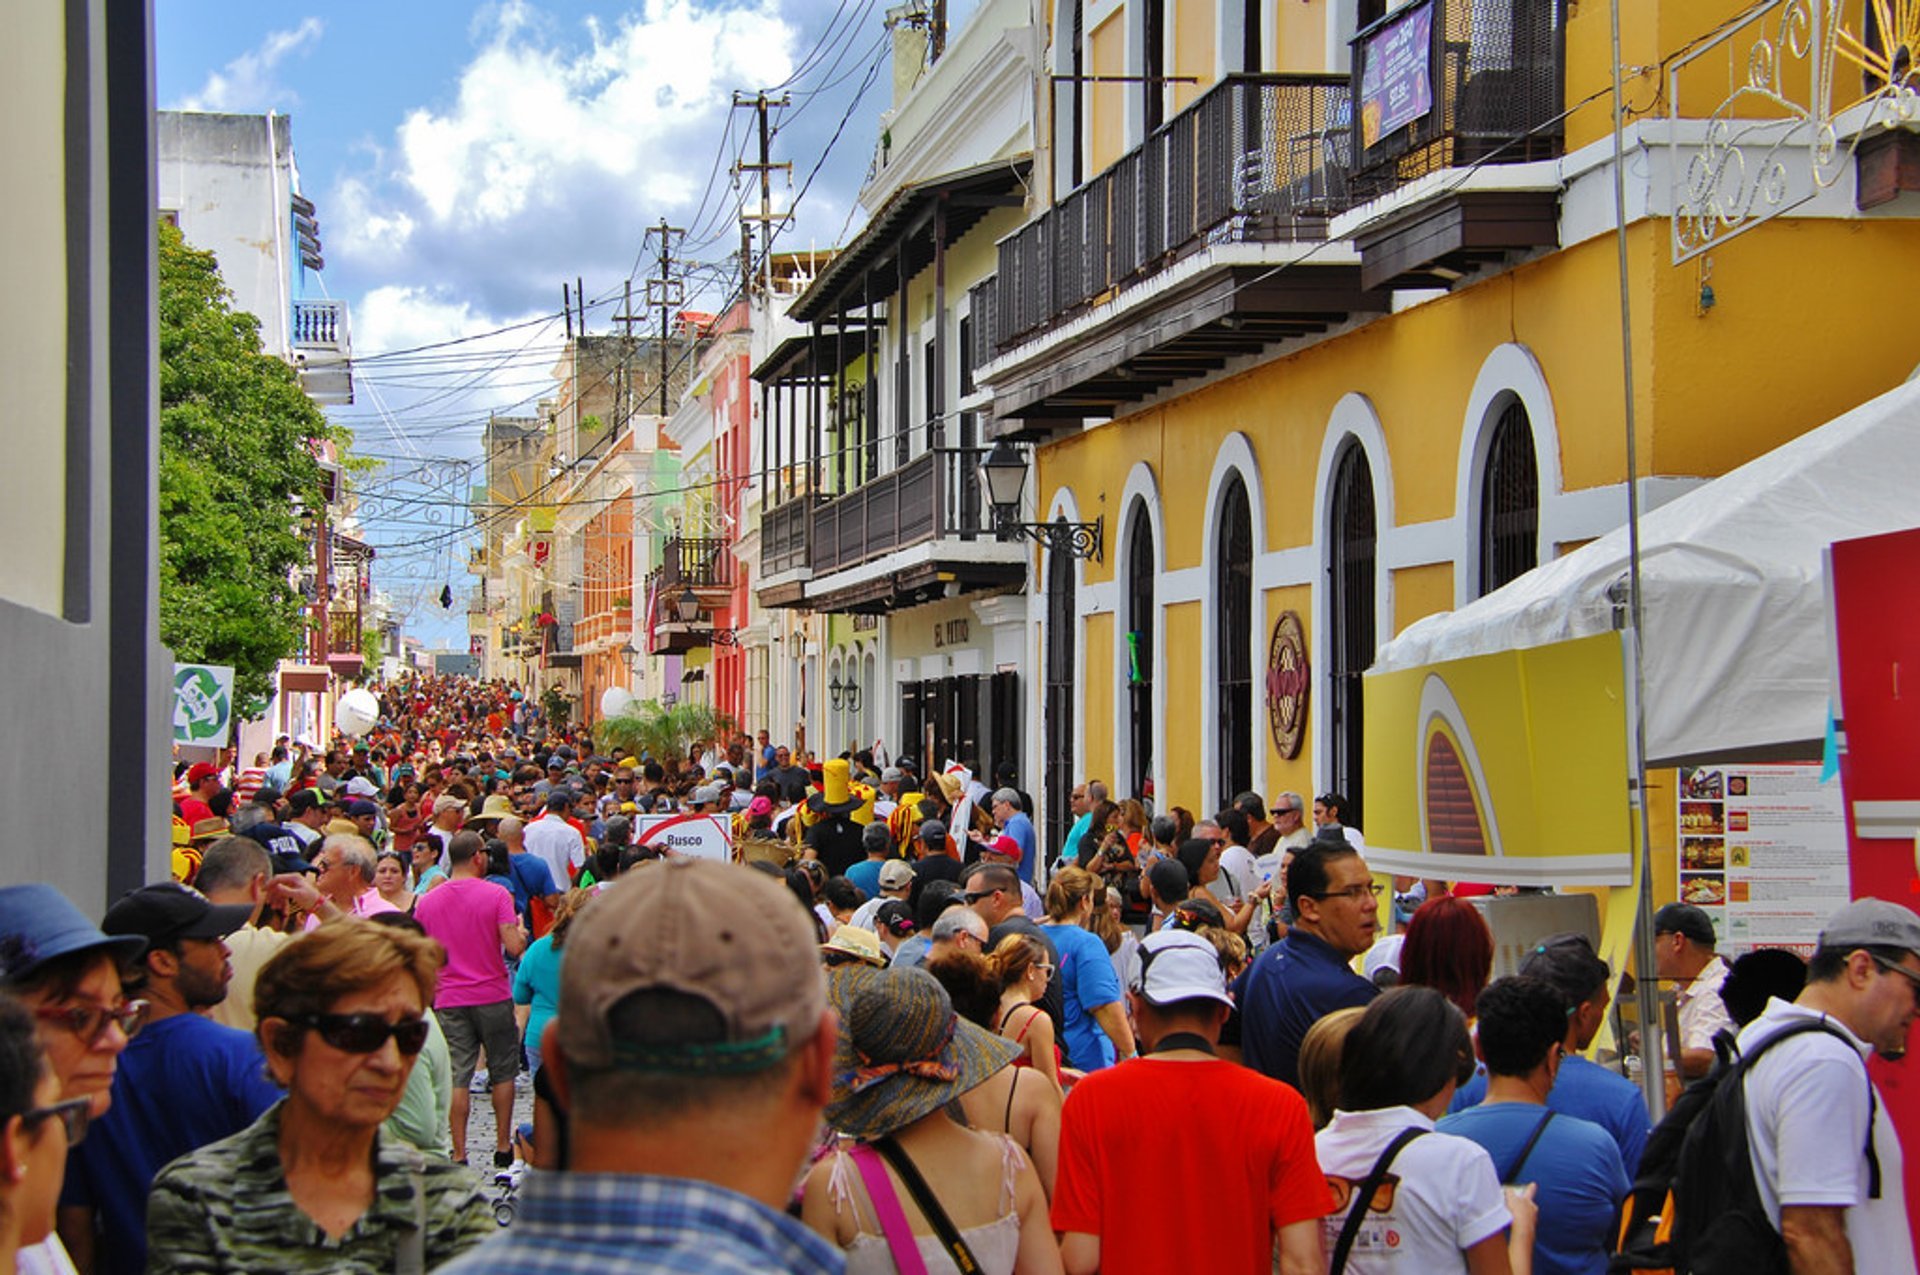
[658,535,732,590]
[985,73,1350,355]
[1346,0,1565,202]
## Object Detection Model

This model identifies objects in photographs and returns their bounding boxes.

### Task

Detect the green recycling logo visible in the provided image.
[172,664,233,743]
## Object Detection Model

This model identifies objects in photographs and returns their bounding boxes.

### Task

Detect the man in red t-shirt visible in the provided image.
[178,762,221,827]
[1053,929,1332,1275]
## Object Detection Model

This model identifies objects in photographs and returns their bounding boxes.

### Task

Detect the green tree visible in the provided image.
[158,219,338,714]
[594,700,732,764]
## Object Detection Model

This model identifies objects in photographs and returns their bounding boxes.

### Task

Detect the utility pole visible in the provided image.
[612,280,641,436]
[644,220,685,416]
[732,91,791,297]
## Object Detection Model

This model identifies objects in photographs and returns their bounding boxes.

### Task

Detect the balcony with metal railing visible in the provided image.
[972,74,1387,433]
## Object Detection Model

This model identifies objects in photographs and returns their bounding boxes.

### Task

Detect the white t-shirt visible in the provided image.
[1314,1106,1511,1273]
[523,814,586,885]
[1677,955,1734,1052]
[1737,998,1916,1273]
[1215,844,1261,902]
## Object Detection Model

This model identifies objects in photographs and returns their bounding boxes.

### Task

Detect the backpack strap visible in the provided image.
[1502,1111,1554,1185]
[1330,1127,1426,1275]
[1735,1017,1881,1200]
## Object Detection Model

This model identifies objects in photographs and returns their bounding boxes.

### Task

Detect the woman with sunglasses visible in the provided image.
[0,884,148,1275]
[1314,987,1538,1274]
[146,920,491,1273]
[0,993,91,1274]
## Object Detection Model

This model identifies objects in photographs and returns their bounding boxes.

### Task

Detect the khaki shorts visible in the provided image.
[436,1000,521,1086]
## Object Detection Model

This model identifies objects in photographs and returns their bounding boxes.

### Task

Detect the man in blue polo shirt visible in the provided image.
[1232,832,1380,1086]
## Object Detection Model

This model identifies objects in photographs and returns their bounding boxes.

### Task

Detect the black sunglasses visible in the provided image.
[22,1095,92,1145]
[288,1012,431,1056]
[963,888,999,903]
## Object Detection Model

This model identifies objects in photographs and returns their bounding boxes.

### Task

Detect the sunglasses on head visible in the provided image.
[288,1012,430,1056]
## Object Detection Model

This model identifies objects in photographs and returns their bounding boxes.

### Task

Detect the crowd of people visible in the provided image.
[4,670,1914,1273]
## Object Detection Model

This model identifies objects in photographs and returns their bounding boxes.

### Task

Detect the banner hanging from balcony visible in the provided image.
[1358,1,1434,149]
[1361,632,1633,887]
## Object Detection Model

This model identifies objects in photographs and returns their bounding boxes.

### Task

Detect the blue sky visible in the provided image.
[156,0,915,646]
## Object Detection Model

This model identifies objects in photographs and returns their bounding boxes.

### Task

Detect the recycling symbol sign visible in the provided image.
[172,664,235,745]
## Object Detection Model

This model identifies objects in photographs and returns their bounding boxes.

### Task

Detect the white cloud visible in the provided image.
[172,18,325,112]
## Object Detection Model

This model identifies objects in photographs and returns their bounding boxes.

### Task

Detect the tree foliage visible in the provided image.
[594,700,732,763]
[158,219,336,715]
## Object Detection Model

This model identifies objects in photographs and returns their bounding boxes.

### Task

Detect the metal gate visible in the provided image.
[1044,527,1077,856]
[1478,400,1538,597]
[1327,445,1377,824]
[1217,477,1254,805]
[1126,511,1155,800]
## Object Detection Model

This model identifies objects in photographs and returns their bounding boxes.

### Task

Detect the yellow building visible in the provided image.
[973,0,1920,848]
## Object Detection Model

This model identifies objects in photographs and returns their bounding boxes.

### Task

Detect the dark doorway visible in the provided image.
[1327,445,1377,825]
[1044,525,1078,855]
[1217,477,1254,804]
[1478,399,1538,597]
[1125,506,1155,800]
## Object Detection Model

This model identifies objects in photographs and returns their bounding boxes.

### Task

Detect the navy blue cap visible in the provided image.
[345,799,379,818]
[0,884,148,985]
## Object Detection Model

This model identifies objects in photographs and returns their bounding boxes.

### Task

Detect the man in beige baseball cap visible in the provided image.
[438,856,841,1274]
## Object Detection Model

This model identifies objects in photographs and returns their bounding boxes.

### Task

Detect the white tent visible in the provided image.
[1375,375,1920,765]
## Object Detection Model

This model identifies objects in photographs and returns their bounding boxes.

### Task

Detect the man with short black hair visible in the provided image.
[1232,839,1380,1087]
[524,789,587,886]
[194,837,296,1033]
[1453,932,1650,1176]
[282,786,328,849]
[1312,791,1365,852]
[1439,976,1628,1275]
[765,745,811,805]
[844,821,895,901]
[62,884,281,1274]
[1733,899,1920,1273]
[435,858,841,1274]
[1053,929,1330,1275]
[1653,901,1734,1079]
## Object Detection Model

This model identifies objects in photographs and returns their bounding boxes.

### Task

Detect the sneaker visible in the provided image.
[469,1068,490,1093]
[493,1148,514,1170]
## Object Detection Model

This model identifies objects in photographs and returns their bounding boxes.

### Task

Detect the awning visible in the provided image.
[1374,375,1920,766]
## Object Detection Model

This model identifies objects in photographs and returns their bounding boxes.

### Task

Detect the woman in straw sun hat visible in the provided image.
[802,967,1061,1275]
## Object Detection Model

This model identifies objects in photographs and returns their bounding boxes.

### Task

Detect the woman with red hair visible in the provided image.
[1400,895,1495,1020]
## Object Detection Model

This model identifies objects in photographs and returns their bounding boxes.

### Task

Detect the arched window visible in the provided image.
[1216,476,1254,804]
[1044,523,1078,854]
[1477,399,1539,597]
[827,653,844,752]
[1327,444,1376,823]
[1125,505,1155,800]
[861,649,877,751]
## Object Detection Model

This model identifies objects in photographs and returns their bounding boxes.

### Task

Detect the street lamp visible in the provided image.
[829,672,862,713]
[978,439,1102,561]
[674,585,740,646]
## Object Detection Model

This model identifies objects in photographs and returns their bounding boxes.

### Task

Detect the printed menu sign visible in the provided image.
[1358,1,1435,148]
[1675,763,1849,955]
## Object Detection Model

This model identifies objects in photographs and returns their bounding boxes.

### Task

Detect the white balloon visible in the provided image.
[600,686,635,719]
[335,688,380,738]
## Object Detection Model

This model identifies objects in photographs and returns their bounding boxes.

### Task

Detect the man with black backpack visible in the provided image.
[1733,899,1919,1273]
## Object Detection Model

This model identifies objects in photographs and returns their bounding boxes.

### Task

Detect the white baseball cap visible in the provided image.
[1135,930,1233,1009]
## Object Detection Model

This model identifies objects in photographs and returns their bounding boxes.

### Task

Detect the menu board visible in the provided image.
[1358,1,1435,148]
[1675,762,1849,955]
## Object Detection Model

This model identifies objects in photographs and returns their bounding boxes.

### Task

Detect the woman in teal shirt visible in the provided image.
[512,890,589,1075]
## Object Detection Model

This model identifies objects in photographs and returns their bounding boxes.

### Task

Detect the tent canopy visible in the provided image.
[1375,376,1920,766]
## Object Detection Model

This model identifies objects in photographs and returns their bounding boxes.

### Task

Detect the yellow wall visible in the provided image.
[1088,11,1128,173]
[1083,611,1115,779]
[1392,563,1452,635]
[1273,0,1329,72]
[1033,205,1920,809]
[1172,0,1215,114]
[1162,601,1203,802]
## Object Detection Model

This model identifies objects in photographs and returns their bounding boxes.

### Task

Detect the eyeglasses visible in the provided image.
[21,1096,92,1145]
[287,1012,431,1056]
[963,888,1000,904]
[35,998,151,1046]
[1033,964,1055,980]
[1311,883,1384,902]
[1869,953,1920,999]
